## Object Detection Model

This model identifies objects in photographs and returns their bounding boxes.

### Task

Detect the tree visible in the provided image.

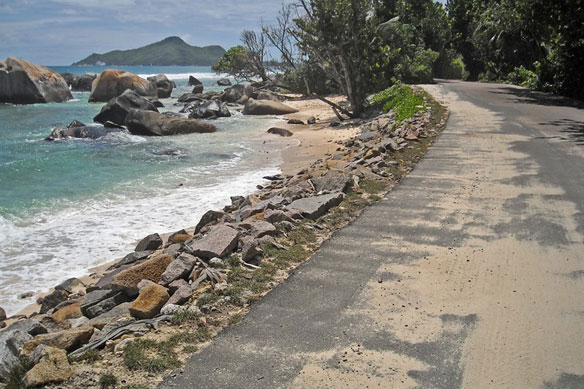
[294,0,382,117]
[212,30,269,82]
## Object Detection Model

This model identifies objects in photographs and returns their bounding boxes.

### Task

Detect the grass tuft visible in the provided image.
[99,374,117,389]
[370,84,425,121]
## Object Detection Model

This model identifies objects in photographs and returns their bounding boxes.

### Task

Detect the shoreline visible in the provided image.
[8,96,358,321]
[1,87,449,387]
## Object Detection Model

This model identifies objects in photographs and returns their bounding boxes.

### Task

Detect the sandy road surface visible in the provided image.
[162,81,584,388]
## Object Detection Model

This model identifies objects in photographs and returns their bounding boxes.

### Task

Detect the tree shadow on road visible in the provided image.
[490,86,584,109]
[538,119,584,146]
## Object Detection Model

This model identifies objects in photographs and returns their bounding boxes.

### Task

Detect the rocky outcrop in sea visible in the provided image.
[0,57,72,104]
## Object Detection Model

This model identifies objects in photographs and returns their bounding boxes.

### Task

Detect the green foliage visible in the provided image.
[123,339,181,373]
[74,36,225,66]
[99,374,117,389]
[507,65,539,89]
[370,84,425,121]
[196,292,220,308]
[212,46,248,75]
[122,332,211,374]
[170,309,201,325]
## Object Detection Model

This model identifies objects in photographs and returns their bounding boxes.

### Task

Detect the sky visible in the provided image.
[0,0,446,66]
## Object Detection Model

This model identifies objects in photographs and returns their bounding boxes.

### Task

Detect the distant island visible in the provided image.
[73,36,225,66]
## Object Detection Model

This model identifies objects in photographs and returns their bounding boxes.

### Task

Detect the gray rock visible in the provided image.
[55,278,84,294]
[240,220,277,239]
[165,285,192,306]
[243,98,298,116]
[87,302,131,325]
[68,316,90,329]
[125,109,217,136]
[80,289,117,316]
[45,121,127,141]
[209,257,224,267]
[188,100,231,119]
[223,84,245,103]
[116,250,153,268]
[137,279,157,292]
[378,138,399,152]
[311,170,354,193]
[83,292,130,319]
[192,84,204,94]
[0,319,47,378]
[0,307,5,321]
[188,76,202,86]
[187,225,240,259]
[264,209,294,224]
[168,279,189,294]
[287,193,345,219]
[240,237,263,263]
[94,89,159,126]
[135,233,163,252]
[307,116,316,124]
[216,78,232,86]
[164,243,183,258]
[159,253,198,285]
[0,57,72,104]
[195,210,227,234]
[359,131,378,142]
[287,119,304,125]
[40,289,68,314]
[267,127,293,137]
[160,304,182,316]
[147,74,174,98]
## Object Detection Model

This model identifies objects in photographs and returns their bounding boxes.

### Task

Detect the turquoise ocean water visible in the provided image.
[0,66,285,315]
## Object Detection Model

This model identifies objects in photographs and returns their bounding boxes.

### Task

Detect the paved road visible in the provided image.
[162,81,584,388]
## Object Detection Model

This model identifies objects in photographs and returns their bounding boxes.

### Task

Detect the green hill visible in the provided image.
[73,37,225,66]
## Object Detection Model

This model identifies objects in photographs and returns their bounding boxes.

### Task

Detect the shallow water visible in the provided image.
[0,67,284,315]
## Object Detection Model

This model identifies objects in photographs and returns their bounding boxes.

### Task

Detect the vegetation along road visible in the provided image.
[162,80,584,388]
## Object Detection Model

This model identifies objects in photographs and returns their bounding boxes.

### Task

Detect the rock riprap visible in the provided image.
[0,57,72,104]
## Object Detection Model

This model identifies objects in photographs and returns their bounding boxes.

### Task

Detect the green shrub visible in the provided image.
[507,65,539,89]
[370,84,425,121]
[99,374,117,389]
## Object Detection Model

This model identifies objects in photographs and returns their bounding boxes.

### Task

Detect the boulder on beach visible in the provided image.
[192,84,204,94]
[267,127,293,137]
[45,120,128,141]
[88,69,157,102]
[125,109,217,136]
[0,57,73,104]
[188,100,231,119]
[243,98,298,116]
[61,73,97,91]
[223,84,246,103]
[147,74,174,98]
[188,75,202,86]
[94,89,159,125]
[216,78,232,86]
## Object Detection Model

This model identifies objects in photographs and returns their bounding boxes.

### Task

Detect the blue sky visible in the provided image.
[0,0,446,66]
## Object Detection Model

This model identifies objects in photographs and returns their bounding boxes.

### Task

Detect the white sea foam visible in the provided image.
[0,159,280,315]
[136,72,233,81]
